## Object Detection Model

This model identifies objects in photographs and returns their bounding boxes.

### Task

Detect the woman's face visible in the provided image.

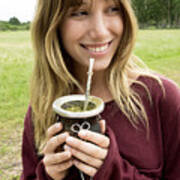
[60,0,124,72]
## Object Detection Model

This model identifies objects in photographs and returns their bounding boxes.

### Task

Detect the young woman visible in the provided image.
[21,0,180,179]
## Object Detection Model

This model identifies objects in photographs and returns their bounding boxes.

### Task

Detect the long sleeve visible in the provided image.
[20,107,53,180]
[93,126,161,180]
[159,78,180,179]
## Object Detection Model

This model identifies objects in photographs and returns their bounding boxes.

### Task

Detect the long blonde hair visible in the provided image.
[30,0,162,153]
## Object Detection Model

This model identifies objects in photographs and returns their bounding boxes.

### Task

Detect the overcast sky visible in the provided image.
[0,0,36,22]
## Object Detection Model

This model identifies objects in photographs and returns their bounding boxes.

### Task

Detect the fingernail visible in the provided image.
[65,151,71,157]
[66,137,74,143]
[61,132,67,139]
[56,123,61,128]
[79,130,87,137]
[64,145,71,151]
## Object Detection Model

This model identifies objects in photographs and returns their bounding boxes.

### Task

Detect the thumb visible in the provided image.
[99,119,106,134]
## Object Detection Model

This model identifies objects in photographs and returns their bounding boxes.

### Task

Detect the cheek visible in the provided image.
[110,17,124,35]
[61,21,86,45]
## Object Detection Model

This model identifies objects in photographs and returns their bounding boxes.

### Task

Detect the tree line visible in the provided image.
[132,0,180,28]
[0,17,30,31]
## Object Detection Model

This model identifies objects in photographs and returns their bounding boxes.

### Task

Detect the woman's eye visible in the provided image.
[107,6,120,14]
[70,11,88,17]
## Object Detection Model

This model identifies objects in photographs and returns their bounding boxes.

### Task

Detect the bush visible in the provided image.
[0,21,30,31]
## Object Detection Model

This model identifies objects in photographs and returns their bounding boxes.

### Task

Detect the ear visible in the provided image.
[99,119,106,134]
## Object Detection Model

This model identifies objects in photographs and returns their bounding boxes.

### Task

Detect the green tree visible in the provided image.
[132,0,180,28]
[9,17,21,25]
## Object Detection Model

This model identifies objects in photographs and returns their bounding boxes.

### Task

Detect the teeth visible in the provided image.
[86,44,109,52]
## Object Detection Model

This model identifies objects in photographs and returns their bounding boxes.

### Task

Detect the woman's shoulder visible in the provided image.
[137,74,179,92]
[137,74,180,108]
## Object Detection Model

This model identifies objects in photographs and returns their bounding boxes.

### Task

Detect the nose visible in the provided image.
[88,13,109,41]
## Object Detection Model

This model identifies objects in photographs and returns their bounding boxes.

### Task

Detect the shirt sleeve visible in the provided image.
[20,106,53,180]
[93,126,161,180]
[159,78,180,179]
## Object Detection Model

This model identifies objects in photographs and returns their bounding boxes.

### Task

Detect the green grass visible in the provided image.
[0,31,33,179]
[135,30,180,84]
[0,30,180,179]
[0,31,33,135]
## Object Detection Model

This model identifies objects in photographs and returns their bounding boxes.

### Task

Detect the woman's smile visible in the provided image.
[80,41,113,57]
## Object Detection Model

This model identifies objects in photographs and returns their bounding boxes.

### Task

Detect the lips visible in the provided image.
[80,41,112,53]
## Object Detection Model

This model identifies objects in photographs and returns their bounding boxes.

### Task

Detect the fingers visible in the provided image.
[43,151,72,166]
[44,132,69,154]
[78,130,110,148]
[66,136,107,160]
[99,120,106,134]
[45,160,73,178]
[43,123,73,180]
[73,159,97,177]
[64,145,103,168]
[46,123,63,140]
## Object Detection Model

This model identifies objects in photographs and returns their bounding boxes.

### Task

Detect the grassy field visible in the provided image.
[0,30,180,179]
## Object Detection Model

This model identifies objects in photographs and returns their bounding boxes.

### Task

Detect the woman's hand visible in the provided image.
[65,120,110,177]
[43,123,73,180]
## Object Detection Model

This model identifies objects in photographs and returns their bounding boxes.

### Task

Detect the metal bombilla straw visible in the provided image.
[83,58,95,111]
[79,58,94,180]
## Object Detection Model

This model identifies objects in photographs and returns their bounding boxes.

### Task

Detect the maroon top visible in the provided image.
[20,76,180,180]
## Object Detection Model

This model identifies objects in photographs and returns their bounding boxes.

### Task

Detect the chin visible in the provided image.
[93,58,112,71]
[93,63,110,72]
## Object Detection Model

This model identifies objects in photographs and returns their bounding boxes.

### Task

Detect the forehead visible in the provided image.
[80,0,119,3]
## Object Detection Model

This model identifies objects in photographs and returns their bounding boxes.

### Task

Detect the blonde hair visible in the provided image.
[30,0,162,153]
